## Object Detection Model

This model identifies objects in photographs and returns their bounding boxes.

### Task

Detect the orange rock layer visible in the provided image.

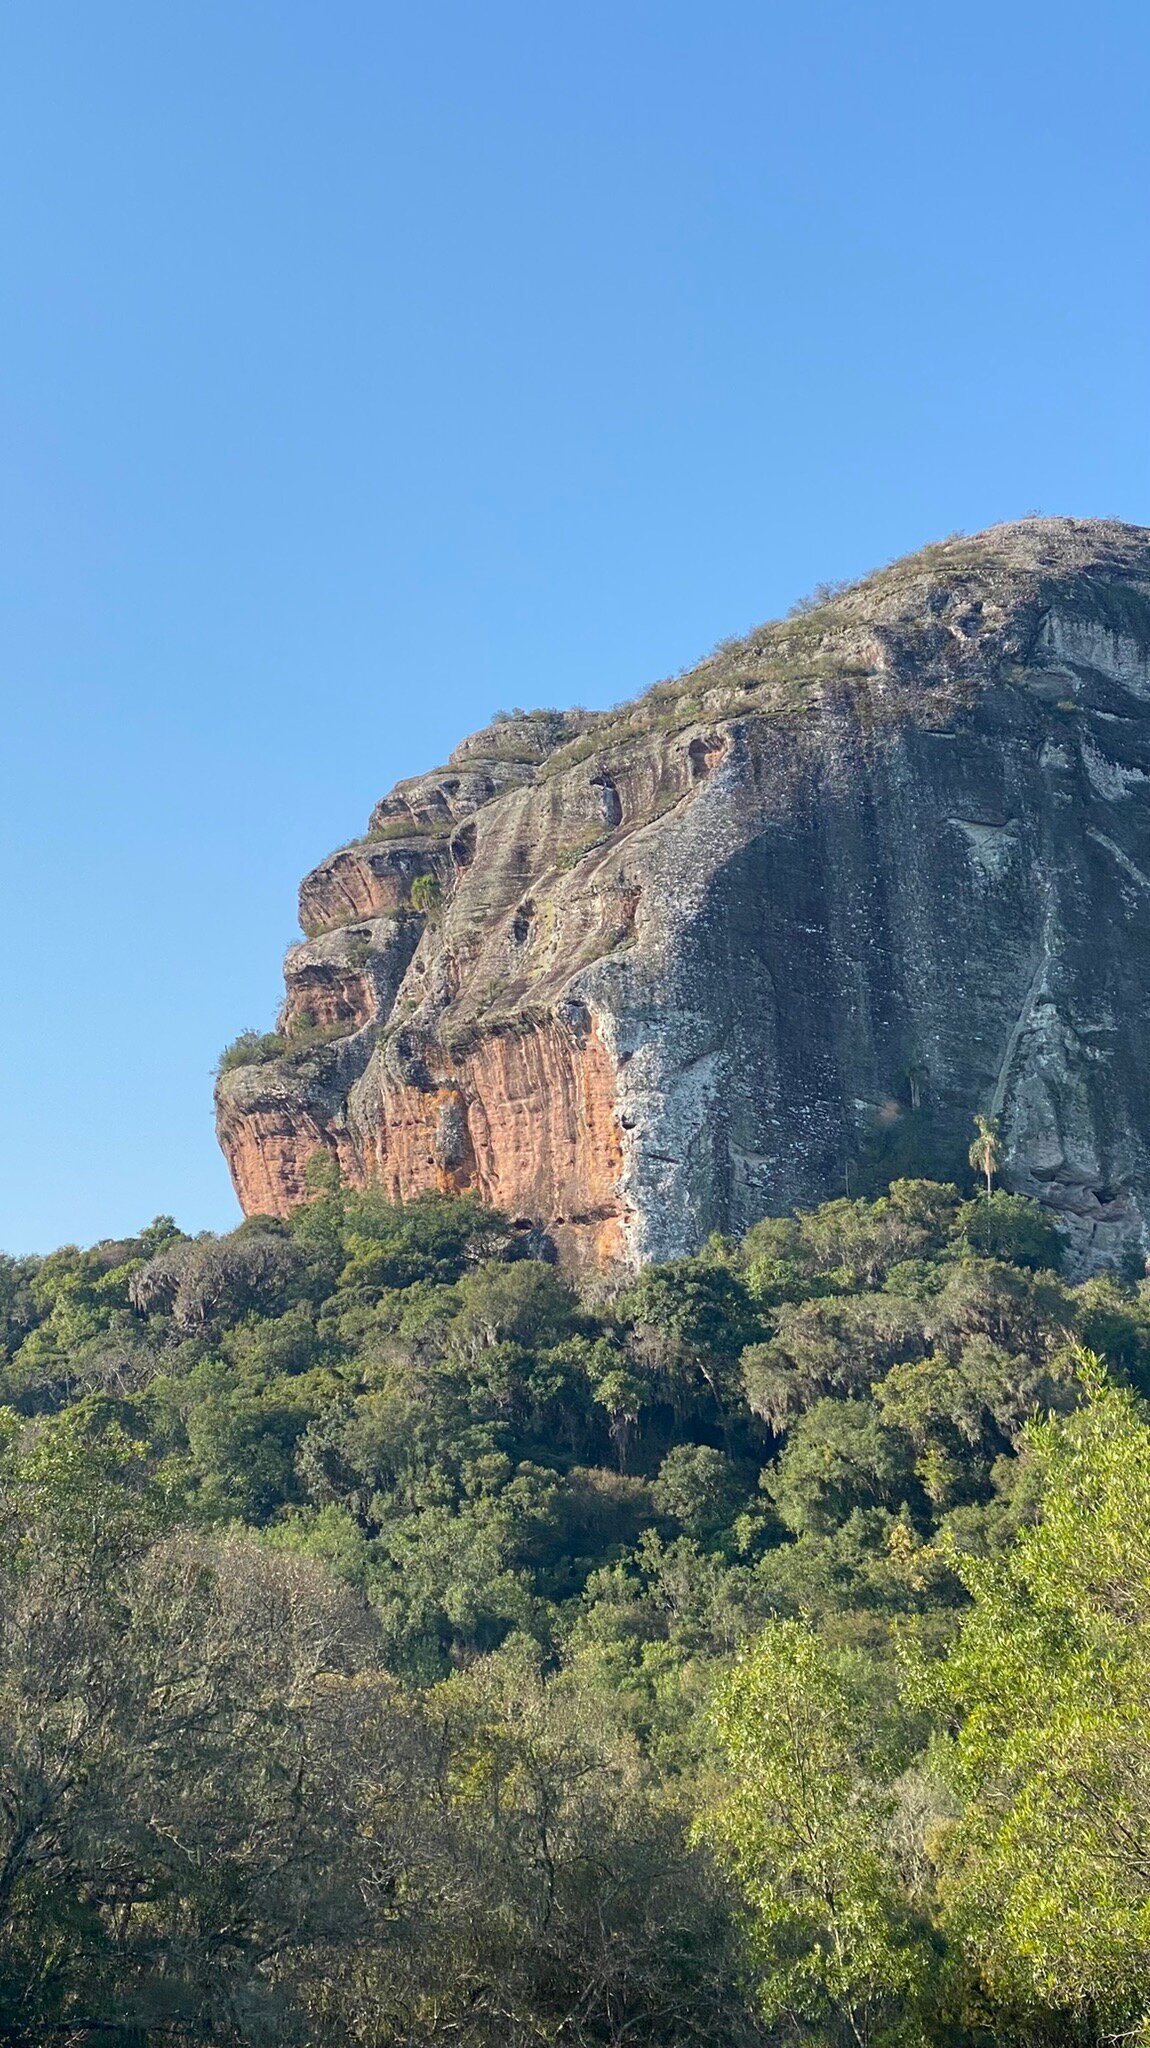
[218,1015,630,1266]
[216,1099,334,1219]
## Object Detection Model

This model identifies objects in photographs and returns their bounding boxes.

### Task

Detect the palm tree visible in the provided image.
[969,1112,1001,1198]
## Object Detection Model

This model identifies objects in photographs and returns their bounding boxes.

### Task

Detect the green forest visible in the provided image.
[4,1167,1150,2046]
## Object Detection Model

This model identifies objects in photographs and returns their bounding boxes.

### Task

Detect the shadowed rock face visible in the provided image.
[216,518,1150,1273]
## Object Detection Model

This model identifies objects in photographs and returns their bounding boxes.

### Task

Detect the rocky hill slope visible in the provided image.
[216,517,1150,1272]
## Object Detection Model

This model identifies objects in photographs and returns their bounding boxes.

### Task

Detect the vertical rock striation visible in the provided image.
[216,518,1150,1272]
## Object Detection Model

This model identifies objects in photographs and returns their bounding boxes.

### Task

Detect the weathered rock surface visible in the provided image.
[216,518,1150,1272]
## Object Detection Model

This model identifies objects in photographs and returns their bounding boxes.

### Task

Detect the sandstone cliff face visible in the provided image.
[216,518,1150,1272]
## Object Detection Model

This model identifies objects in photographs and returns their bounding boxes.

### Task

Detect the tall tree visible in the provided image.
[968,1115,1001,1199]
[926,1361,1150,2039]
[697,1620,945,2046]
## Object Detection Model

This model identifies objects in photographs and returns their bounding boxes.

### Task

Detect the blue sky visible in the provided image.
[1,0,1147,1252]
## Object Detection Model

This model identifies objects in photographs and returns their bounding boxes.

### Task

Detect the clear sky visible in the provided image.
[1,0,1147,1253]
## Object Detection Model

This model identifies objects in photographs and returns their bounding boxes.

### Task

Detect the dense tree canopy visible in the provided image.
[4,1176,1150,2042]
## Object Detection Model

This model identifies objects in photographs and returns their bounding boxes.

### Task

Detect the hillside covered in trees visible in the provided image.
[4,1170,1150,2045]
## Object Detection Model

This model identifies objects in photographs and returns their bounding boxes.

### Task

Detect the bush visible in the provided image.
[954,1191,1065,1271]
[410,872,441,915]
[215,1029,282,1074]
[216,1016,352,1076]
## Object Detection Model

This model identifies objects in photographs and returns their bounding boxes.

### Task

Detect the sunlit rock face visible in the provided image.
[216,517,1150,1274]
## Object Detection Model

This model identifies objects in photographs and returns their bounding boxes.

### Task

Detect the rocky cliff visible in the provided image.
[216,517,1150,1273]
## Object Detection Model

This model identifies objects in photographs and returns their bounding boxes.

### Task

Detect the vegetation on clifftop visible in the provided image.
[216,1015,355,1074]
[3,1173,1150,2042]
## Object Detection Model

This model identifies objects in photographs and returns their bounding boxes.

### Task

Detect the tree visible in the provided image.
[623,1260,762,1414]
[741,1292,927,1428]
[697,1620,945,2045]
[383,1643,770,2047]
[409,871,441,915]
[652,1443,747,1545]
[304,1146,342,1194]
[925,1361,1150,2037]
[766,1398,919,1539]
[968,1114,1001,1199]
[953,1191,1062,1272]
[0,1415,397,2044]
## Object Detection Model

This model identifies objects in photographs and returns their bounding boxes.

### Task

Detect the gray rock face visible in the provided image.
[217,517,1150,1273]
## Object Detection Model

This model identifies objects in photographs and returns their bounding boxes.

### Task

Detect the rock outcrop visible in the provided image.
[216,517,1150,1273]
